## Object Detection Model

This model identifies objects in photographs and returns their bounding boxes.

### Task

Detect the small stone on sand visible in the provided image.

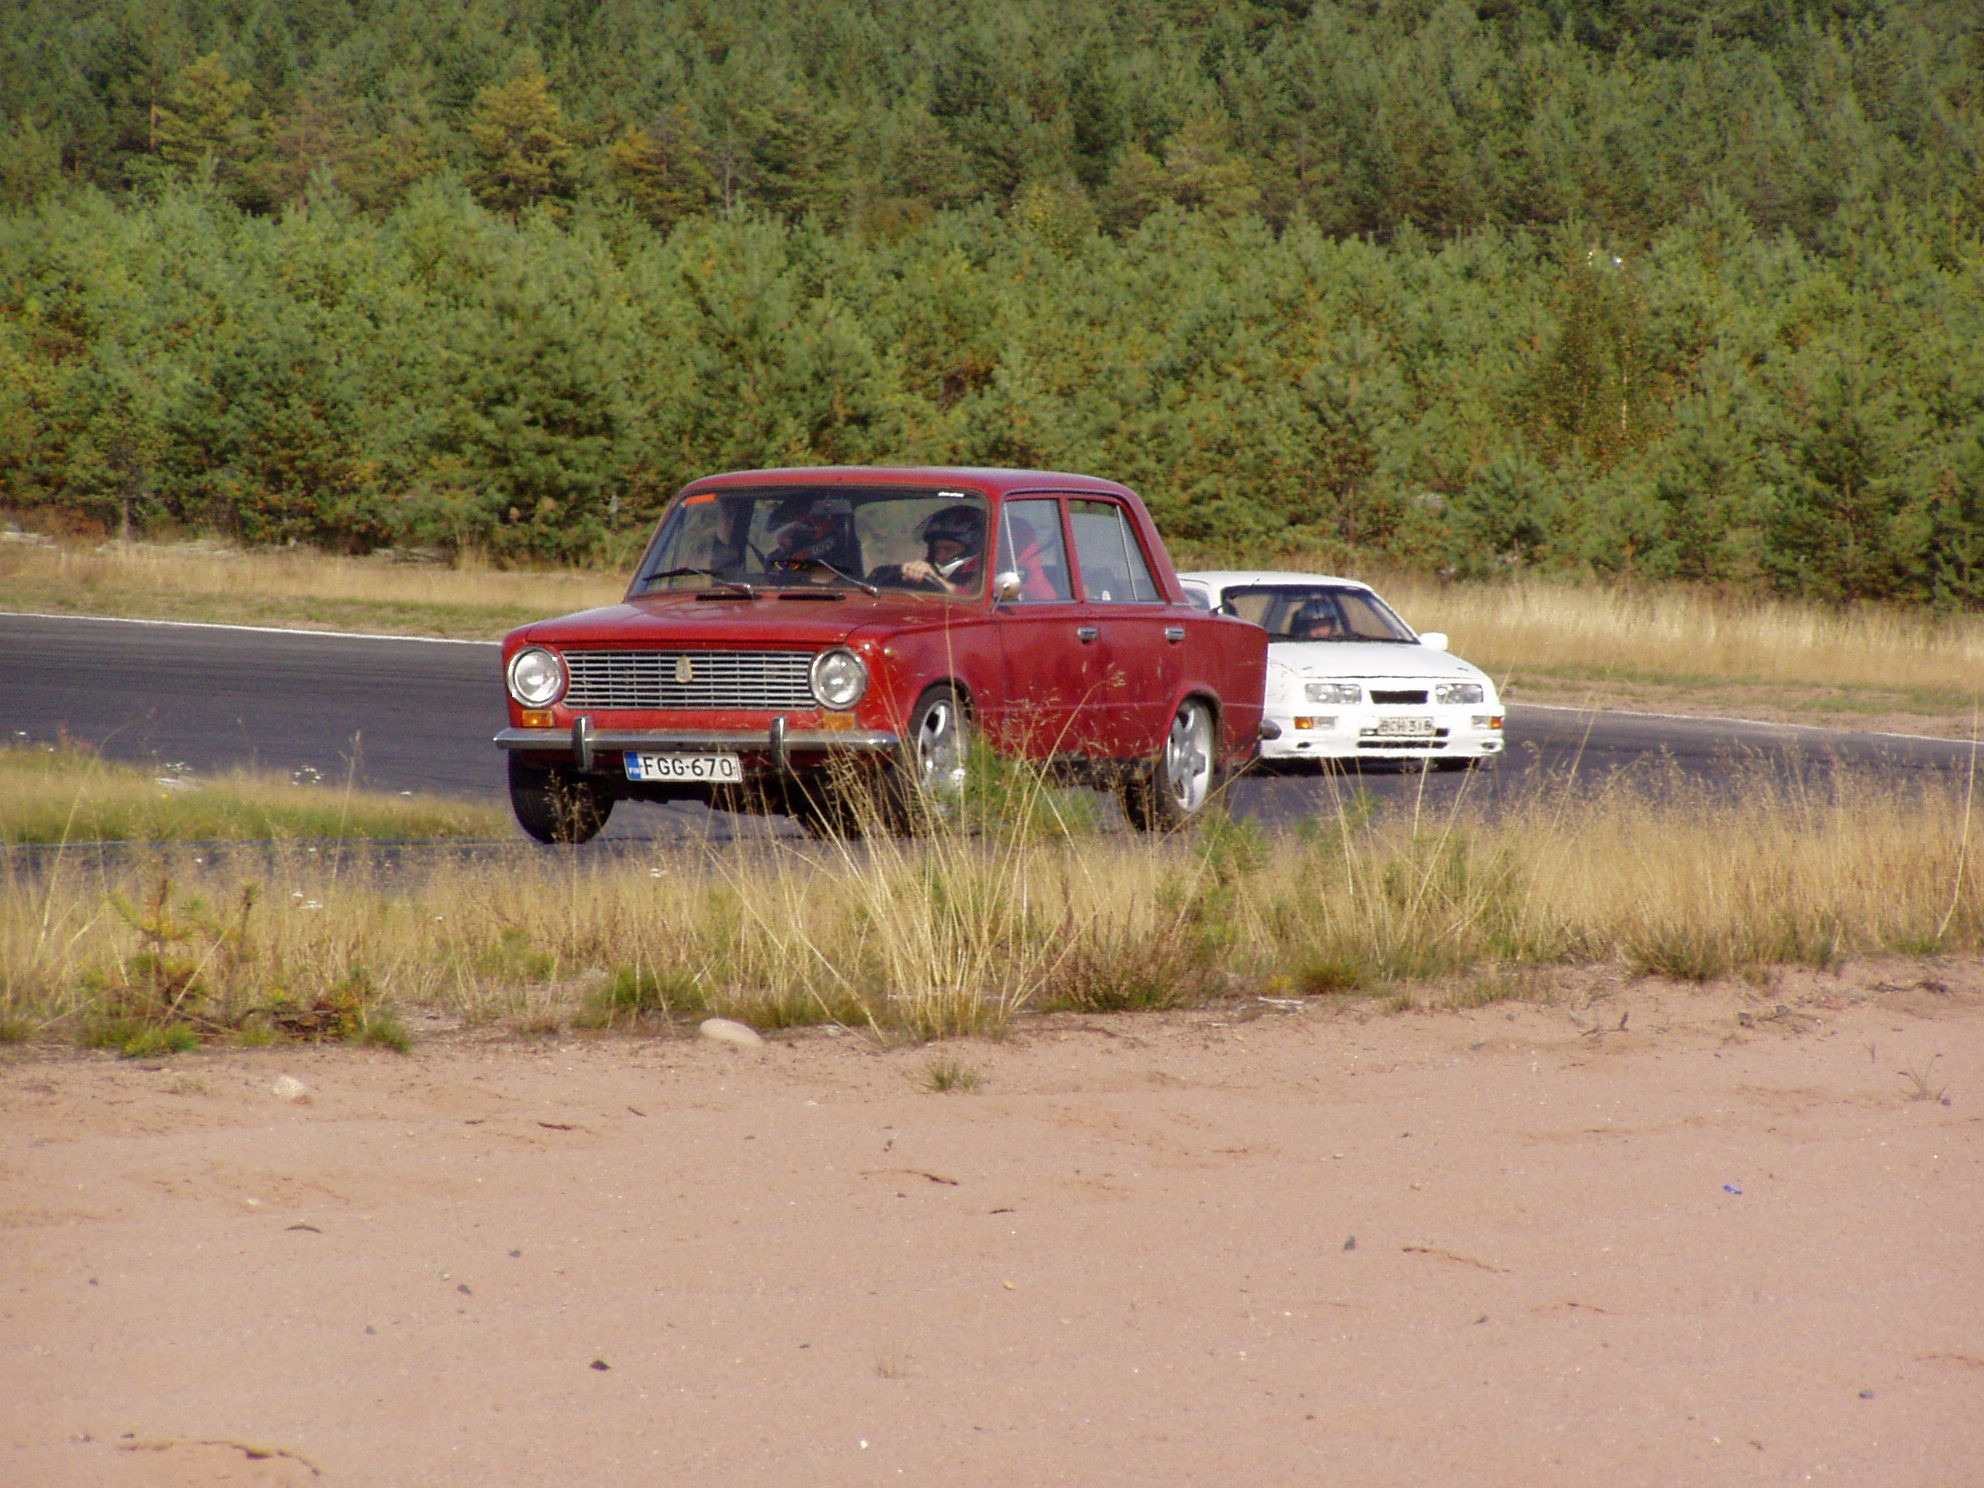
[699,1018,764,1049]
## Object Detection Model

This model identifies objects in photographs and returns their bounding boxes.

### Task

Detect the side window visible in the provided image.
[1068,500,1160,604]
[1219,590,1274,627]
[998,499,1073,602]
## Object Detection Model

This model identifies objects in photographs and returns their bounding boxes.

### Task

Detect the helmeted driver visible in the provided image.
[1290,599,1343,639]
[767,496,858,577]
[895,504,985,594]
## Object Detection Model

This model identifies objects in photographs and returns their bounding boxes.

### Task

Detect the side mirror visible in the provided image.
[1418,631,1449,652]
[992,570,1022,603]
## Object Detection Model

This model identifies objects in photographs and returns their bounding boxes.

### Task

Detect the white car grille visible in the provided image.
[562,649,815,711]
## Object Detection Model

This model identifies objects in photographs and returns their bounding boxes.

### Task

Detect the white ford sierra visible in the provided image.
[1178,571,1505,768]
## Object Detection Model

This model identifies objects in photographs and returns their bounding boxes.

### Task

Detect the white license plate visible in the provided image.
[624,751,743,783]
[1375,717,1437,737]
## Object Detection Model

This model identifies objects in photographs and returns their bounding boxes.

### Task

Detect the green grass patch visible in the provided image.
[54,875,418,1056]
[922,1055,984,1092]
[0,740,509,844]
[576,964,710,1028]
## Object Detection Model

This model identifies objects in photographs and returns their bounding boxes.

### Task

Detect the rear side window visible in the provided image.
[1068,500,1160,604]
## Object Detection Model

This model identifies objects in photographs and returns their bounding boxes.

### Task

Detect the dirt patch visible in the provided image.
[5,960,1982,1487]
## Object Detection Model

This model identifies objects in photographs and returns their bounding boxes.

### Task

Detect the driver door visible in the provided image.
[988,498,1094,760]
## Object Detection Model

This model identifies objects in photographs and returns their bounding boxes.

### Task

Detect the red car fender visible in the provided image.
[851,611,1000,736]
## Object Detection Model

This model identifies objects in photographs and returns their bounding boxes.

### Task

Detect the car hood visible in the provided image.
[511,590,976,649]
[1268,640,1489,682]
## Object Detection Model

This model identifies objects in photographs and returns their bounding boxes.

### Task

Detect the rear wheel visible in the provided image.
[508,754,611,844]
[1123,697,1220,832]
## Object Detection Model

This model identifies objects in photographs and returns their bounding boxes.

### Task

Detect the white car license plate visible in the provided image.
[624,751,743,783]
[1375,717,1437,737]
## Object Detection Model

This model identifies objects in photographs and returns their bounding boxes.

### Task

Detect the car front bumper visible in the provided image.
[1258,708,1505,762]
[495,719,900,774]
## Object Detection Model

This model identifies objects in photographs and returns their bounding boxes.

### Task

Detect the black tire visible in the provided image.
[789,778,870,840]
[893,683,971,830]
[508,753,611,844]
[1122,696,1221,832]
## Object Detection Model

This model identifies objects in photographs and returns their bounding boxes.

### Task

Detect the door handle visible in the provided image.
[1076,626,1099,643]
[1164,626,1186,643]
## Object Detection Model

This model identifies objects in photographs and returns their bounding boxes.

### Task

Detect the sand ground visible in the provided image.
[4,960,1981,1488]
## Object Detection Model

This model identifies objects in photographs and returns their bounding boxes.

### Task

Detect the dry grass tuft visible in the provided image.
[0,539,622,638]
[1372,571,1984,705]
[4,762,1980,1052]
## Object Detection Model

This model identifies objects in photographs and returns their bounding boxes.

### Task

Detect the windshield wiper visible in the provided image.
[781,557,879,596]
[645,566,756,597]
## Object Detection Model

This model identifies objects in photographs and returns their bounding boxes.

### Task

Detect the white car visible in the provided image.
[1178,571,1505,769]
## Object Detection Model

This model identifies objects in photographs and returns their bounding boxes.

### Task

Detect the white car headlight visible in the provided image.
[1435,682,1486,706]
[1305,681,1362,705]
[507,647,566,707]
[810,647,868,710]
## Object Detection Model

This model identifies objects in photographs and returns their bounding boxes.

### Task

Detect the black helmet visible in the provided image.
[916,504,984,553]
[1292,599,1339,635]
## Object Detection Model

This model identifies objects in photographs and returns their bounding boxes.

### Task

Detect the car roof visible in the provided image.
[1177,570,1378,593]
[683,466,1139,499]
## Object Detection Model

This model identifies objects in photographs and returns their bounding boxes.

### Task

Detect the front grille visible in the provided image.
[1370,688,1428,705]
[563,649,814,711]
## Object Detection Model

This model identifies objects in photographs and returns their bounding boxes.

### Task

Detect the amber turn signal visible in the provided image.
[519,708,555,728]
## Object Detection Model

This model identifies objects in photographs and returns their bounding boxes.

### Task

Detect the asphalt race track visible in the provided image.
[4,611,1977,840]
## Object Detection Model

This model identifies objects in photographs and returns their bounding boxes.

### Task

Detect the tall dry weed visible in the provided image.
[4,769,1980,1047]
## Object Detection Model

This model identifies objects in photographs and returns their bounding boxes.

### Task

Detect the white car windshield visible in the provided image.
[630,486,990,597]
[1217,585,1416,642]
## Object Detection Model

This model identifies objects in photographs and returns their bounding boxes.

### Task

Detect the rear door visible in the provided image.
[1065,498,1182,757]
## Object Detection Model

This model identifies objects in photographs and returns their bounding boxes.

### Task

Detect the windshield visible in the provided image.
[629,486,991,599]
[1216,584,1417,642]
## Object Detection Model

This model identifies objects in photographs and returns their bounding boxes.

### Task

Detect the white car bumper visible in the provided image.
[1259,705,1505,763]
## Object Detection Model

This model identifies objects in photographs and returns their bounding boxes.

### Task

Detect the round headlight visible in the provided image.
[507,647,567,707]
[810,647,868,710]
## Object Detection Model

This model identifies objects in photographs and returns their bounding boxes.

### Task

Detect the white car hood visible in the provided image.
[1269,641,1488,682]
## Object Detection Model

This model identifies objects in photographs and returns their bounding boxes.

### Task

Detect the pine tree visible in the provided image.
[251,81,360,212]
[141,53,254,195]
[605,110,716,231]
[465,66,576,220]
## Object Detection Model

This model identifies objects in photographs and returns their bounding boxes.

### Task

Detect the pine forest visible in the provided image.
[2,0,1981,606]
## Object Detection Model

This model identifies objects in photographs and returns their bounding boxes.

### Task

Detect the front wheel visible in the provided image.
[508,754,611,844]
[893,683,971,830]
[1123,697,1220,832]
[789,777,871,840]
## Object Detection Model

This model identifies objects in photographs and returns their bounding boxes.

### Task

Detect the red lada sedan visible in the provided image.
[495,466,1267,840]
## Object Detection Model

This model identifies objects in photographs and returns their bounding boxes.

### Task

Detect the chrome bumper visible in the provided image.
[494,719,899,774]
